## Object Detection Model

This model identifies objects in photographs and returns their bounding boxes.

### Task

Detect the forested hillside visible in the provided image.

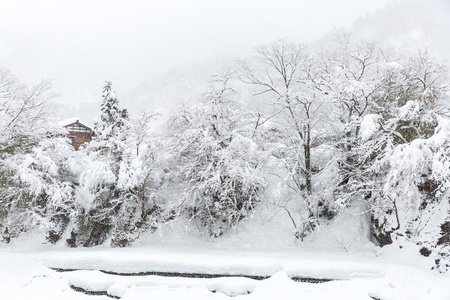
[1,36,450,272]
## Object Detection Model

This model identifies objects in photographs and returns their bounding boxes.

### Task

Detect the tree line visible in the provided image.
[1,36,449,271]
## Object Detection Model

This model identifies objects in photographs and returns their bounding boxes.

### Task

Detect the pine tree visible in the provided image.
[70,82,165,247]
[71,81,132,247]
[94,81,129,144]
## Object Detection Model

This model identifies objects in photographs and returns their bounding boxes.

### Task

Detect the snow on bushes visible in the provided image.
[168,74,267,237]
[1,39,450,275]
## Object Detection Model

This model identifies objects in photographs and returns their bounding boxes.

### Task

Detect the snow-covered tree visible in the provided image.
[0,137,77,243]
[109,111,167,247]
[0,68,73,244]
[324,37,388,206]
[70,82,131,246]
[168,73,267,237]
[69,82,166,247]
[352,50,449,249]
[95,81,129,140]
[240,41,332,237]
[0,67,57,155]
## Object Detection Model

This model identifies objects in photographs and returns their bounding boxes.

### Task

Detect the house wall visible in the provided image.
[69,131,92,150]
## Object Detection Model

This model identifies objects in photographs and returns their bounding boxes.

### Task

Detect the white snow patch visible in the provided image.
[360,114,381,141]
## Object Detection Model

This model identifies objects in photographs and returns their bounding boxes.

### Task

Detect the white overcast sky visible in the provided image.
[0,0,395,107]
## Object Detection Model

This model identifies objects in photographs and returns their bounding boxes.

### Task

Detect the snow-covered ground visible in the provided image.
[2,201,449,299]
[2,244,449,300]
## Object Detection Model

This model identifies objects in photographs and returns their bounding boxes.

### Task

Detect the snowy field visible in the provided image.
[2,202,450,300]
[1,244,450,300]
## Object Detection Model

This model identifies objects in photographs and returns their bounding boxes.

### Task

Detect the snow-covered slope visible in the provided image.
[345,0,449,61]
[310,0,450,66]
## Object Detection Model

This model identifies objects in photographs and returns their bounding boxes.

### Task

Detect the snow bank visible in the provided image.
[1,246,449,300]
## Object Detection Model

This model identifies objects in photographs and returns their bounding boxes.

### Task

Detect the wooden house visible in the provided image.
[64,120,94,150]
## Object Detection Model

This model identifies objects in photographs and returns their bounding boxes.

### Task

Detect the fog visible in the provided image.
[0,0,394,118]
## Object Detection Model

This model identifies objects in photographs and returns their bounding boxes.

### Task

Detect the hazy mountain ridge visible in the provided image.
[350,0,450,61]
[122,59,235,118]
[122,0,450,122]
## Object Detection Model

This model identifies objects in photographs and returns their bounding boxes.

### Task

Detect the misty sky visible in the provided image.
[0,0,395,110]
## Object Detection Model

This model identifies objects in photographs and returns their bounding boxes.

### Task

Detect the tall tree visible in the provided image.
[70,82,166,247]
[94,81,129,147]
[240,41,329,233]
[71,81,132,247]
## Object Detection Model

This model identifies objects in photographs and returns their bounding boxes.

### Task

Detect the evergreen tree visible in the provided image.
[70,81,132,247]
[69,82,165,247]
[92,81,130,157]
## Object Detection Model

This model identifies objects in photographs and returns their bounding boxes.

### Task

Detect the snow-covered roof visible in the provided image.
[59,117,93,128]
[63,119,93,131]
